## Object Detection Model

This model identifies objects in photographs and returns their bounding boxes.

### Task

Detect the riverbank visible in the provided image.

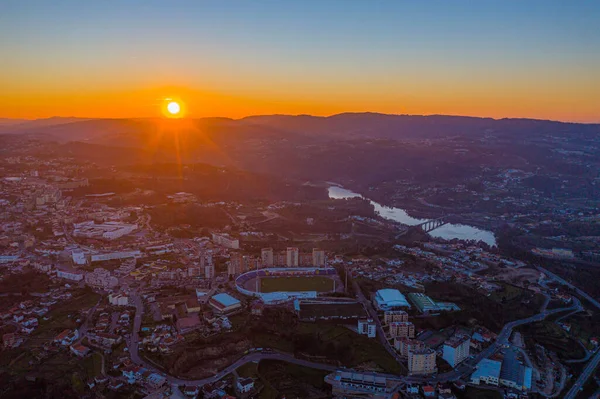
[327,185,497,246]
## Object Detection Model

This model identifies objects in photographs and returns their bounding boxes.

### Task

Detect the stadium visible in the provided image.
[235,267,340,304]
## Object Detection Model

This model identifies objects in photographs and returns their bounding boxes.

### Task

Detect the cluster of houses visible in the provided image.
[140,324,184,354]
[1,287,74,349]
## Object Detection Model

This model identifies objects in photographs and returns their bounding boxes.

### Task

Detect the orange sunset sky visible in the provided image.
[2,1,599,122]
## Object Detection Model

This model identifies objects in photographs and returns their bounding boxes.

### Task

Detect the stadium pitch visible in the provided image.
[259,276,335,293]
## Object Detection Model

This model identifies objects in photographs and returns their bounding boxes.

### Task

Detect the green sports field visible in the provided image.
[259,276,335,293]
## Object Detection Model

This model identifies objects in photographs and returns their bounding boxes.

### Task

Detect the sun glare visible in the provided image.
[162,98,185,118]
[167,101,180,115]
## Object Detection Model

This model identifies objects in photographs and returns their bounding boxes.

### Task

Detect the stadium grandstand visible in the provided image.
[235,267,338,304]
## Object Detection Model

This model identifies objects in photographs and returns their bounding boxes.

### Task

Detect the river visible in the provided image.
[328,186,497,246]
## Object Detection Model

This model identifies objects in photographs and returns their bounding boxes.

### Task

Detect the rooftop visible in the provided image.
[211,293,240,308]
[471,358,502,380]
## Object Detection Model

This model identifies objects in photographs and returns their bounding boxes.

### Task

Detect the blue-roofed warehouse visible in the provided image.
[209,293,242,314]
[499,348,533,391]
[470,358,502,386]
[374,289,410,310]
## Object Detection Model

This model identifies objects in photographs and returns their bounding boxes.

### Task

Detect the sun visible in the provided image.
[167,101,180,115]
[162,98,185,118]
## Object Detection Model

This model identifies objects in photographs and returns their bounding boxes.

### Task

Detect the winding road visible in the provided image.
[537,266,600,399]
[123,282,583,389]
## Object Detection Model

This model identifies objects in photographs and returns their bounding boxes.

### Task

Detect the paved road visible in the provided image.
[537,266,600,399]
[127,293,144,367]
[78,299,101,339]
[126,291,397,385]
[352,280,406,367]
[124,280,581,388]
[564,350,600,399]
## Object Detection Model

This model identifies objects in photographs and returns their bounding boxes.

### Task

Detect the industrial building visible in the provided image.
[73,221,138,241]
[499,348,533,391]
[209,293,241,314]
[470,358,502,386]
[325,371,390,399]
[374,289,410,310]
[408,292,461,314]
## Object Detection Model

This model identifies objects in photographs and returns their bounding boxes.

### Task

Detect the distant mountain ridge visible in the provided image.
[1,113,598,145]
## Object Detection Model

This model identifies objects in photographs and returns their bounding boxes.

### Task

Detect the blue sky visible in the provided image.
[1,0,599,120]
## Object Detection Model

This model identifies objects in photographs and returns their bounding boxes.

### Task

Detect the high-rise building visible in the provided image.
[408,348,437,375]
[384,310,409,324]
[274,252,286,266]
[443,335,471,367]
[286,247,299,267]
[312,248,326,267]
[204,264,215,279]
[228,253,244,276]
[389,321,415,339]
[261,248,274,267]
[394,338,425,357]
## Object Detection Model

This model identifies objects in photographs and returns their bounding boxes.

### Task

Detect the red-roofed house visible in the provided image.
[70,343,90,357]
[422,385,436,397]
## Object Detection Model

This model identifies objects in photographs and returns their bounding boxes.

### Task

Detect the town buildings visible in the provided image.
[470,358,501,386]
[109,293,129,306]
[408,348,437,375]
[389,321,415,339]
[499,348,533,391]
[374,289,410,310]
[85,268,119,289]
[384,310,408,324]
[73,221,137,240]
[261,247,274,267]
[394,338,425,358]
[357,319,377,338]
[312,248,325,267]
[211,233,240,249]
[286,247,299,267]
[443,335,471,367]
[209,293,241,314]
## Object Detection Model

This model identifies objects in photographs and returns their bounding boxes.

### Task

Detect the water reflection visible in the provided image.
[328,185,496,246]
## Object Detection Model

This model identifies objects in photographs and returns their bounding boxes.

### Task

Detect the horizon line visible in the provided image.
[2,111,600,125]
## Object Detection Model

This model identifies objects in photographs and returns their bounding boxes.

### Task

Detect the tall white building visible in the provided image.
[312,248,326,267]
[286,247,299,267]
[261,248,274,267]
[443,335,471,367]
[205,264,215,279]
